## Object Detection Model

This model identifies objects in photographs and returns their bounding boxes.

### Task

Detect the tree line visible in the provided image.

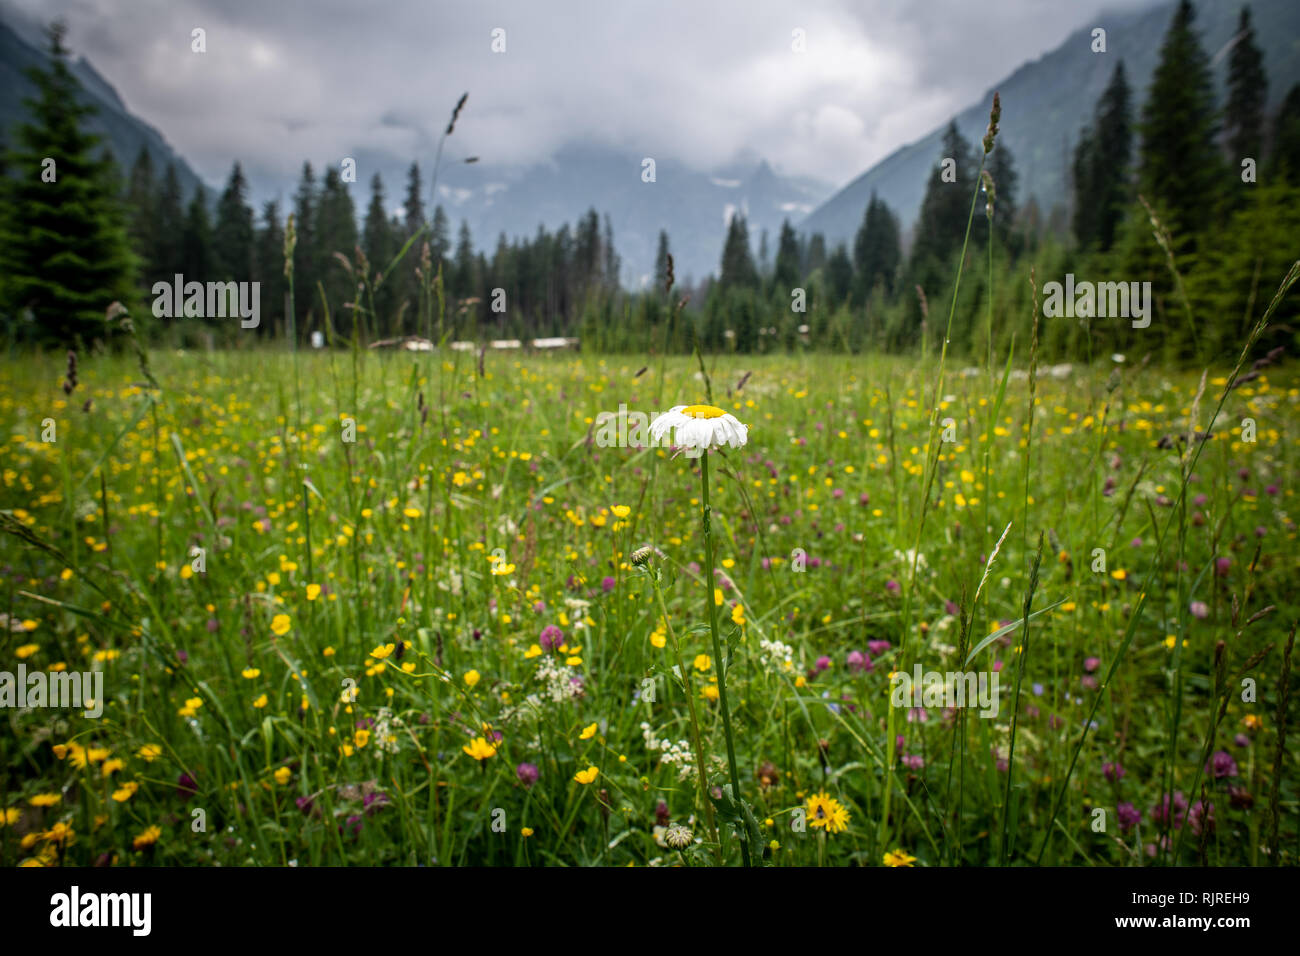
[3,3,1298,362]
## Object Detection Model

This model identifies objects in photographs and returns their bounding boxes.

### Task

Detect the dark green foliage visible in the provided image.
[1138,0,1224,243]
[852,193,901,304]
[0,23,137,345]
[213,161,254,281]
[1073,62,1133,252]
[719,215,759,290]
[1224,6,1267,168]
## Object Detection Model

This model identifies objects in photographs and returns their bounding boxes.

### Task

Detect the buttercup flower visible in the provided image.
[649,404,749,454]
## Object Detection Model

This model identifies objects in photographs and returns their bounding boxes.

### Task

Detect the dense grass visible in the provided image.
[1,340,1296,866]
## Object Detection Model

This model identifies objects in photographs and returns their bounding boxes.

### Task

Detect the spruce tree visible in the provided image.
[1072,61,1132,251]
[213,161,255,280]
[362,173,397,334]
[719,215,759,290]
[1273,85,1300,183]
[911,121,979,269]
[1138,0,1222,243]
[0,22,137,345]
[291,162,319,331]
[154,163,185,279]
[181,187,213,284]
[1223,6,1267,168]
[453,220,476,300]
[653,230,671,290]
[316,167,359,327]
[430,205,451,270]
[403,162,425,235]
[984,142,1019,249]
[252,200,285,338]
[852,193,901,303]
[825,244,853,305]
[773,220,801,292]
[125,147,156,279]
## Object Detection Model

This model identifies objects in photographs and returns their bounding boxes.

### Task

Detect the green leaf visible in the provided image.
[964,597,1068,665]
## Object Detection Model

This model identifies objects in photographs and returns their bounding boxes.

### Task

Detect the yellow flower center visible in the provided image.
[682,404,726,419]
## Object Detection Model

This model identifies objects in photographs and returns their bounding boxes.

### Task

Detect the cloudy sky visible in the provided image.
[5,0,1162,191]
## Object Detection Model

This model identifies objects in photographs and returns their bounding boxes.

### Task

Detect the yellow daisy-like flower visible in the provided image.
[271,614,292,636]
[464,669,481,687]
[2,807,21,826]
[649,404,749,453]
[579,722,598,740]
[306,583,322,601]
[253,693,268,708]
[101,758,124,777]
[806,792,850,834]
[273,767,292,785]
[693,654,711,672]
[354,729,371,749]
[29,793,61,808]
[369,643,395,660]
[610,505,631,519]
[731,603,746,627]
[883,848,917,867]
[42,821,74,845]
[241,667,261,679]
[133,825,162,849]
[137,744,162,762]
[15,643,39,659]
[112,782,139,802]
[574,766,599,785]
[463,737,497,761]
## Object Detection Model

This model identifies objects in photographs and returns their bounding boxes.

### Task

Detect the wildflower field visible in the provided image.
[2,332,1297,868]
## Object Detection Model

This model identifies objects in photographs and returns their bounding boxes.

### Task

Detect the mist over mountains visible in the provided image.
[3,0,1297,285]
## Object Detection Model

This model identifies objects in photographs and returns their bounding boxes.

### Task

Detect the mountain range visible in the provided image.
[802,0,1300,249]
[3,0,1298,286]
[0,15,209,204]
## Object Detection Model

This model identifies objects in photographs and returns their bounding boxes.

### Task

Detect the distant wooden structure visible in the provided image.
[368,336,580,353]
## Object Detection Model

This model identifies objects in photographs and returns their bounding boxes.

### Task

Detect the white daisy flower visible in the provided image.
[649,404,749,454]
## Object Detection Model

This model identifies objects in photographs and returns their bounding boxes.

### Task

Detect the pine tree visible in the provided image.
[1138,0,1222,243]
[852,193,901,303]
[719,215,759,289]
[213,161,255,280]
[1223,6,1267,168]
[1073,61,1132,251]
[0,22,137,344]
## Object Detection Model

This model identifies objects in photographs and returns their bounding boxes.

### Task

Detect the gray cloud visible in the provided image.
[6,0,1163,190]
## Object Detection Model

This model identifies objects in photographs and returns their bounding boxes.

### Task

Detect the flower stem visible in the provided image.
[650,573,721,861]
[699,450,751,867]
